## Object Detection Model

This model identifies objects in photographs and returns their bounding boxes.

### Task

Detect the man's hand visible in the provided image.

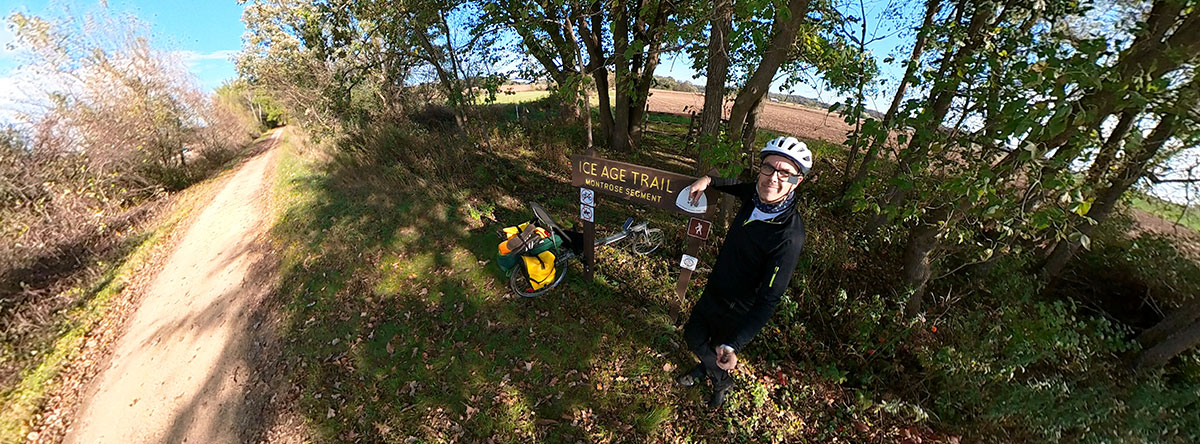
[688,176,711,206]
[715,346,738,371]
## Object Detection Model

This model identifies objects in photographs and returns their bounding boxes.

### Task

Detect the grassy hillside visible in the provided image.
[262,100,1200,443]
[263,103,908,442]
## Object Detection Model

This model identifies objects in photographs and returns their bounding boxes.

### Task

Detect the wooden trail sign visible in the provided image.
[569,154,716,320]
[570,155,714,215]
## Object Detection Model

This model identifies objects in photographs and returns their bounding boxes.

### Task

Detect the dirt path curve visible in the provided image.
[63,129,284,444]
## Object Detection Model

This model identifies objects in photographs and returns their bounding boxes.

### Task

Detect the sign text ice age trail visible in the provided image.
[569,154,711,216]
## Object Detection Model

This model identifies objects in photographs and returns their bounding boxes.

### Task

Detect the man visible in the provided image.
[677,136,811,409]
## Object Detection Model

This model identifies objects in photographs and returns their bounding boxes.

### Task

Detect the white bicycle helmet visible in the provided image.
[760,136,812,176]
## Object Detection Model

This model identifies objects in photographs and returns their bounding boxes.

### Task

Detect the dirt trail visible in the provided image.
[61,130,284,443]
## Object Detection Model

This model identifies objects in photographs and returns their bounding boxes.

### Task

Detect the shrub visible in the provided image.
[914,255,1200,442]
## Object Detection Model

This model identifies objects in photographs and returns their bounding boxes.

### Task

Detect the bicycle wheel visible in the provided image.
[509,257,569,298]
[632,228,664,255]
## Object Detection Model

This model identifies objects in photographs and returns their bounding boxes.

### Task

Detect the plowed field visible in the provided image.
[645,89,853,144]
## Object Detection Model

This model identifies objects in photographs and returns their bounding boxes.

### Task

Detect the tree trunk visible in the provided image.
[1042,69,1200,280]
[1138,303,1200,349]
[844,0,940,197]
[438,10,471,129]
[1137,318,1200,369]
[1041,114,1178,279]
[864,77,958,231]
[593,67,614,147]
[902,222,940,317]
[696,0,733,174]
[867,3,993,231]
[1084,107,1140,188]
[841,0,871,193]
[576,3,613,147]
[511,14,581,118]
[564,4,592,150]
[629,42,666,148]
[727,0,811,140]
[411,29,467,130]
[1018,6,1200,172]
[741,95,764,159]
[606,0,671,152]
[610,0,633,152]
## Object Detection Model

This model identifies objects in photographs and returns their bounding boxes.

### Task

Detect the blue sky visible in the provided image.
[2,0,909,119]
[1,0,245,92]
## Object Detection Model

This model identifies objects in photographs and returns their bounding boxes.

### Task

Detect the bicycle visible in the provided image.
[503,201,664,298]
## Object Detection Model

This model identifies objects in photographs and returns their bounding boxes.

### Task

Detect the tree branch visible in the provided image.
[1146,173,1200,184]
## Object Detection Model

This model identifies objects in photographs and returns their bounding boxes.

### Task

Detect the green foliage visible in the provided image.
[465,201,496,222]
[915,283,1200,442]
[1068,209,1200,311]
[651,76,701,93]
[698,133,748,178]
[237,0,1200,441]
[217,80,288,129]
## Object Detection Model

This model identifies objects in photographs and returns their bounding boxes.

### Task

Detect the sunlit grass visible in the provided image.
[487,90,551,104]
[262,110,842,442]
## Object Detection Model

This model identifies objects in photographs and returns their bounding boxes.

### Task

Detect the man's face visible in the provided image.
[756,154,803,204]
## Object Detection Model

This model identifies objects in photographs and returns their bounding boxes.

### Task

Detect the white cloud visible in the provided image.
[174,49,238,67]
[170,50,238,92]
[0,67,48,126]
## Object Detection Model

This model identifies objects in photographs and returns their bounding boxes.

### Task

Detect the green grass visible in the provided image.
[261,112,875,442]
[0,131,276,442]
[488,90,551,104]
[0,240,141,440]
[265,103,1200,442]
[1130,193,1200,231]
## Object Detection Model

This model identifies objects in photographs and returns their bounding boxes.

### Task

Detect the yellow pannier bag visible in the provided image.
[521,250,557,290]
[499,223,551,256]
[501,222,530,239]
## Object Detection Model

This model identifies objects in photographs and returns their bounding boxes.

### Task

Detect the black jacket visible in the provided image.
[698,179,806,352]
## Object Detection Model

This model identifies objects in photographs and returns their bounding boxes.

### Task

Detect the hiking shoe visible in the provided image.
[675,365,705,387]
[708,384,732,409]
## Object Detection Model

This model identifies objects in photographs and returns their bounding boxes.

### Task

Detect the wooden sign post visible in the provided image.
[568,154,716,321]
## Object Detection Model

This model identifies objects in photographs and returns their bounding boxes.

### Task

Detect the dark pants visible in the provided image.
[682,297,735,390]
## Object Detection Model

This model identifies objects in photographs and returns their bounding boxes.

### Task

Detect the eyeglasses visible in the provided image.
[759,163,801,184]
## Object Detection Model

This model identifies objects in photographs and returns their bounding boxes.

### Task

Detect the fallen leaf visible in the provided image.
[327,408,336,418]
[854,420,869,433]
[386,342,395,355]
[663,362,676,372]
